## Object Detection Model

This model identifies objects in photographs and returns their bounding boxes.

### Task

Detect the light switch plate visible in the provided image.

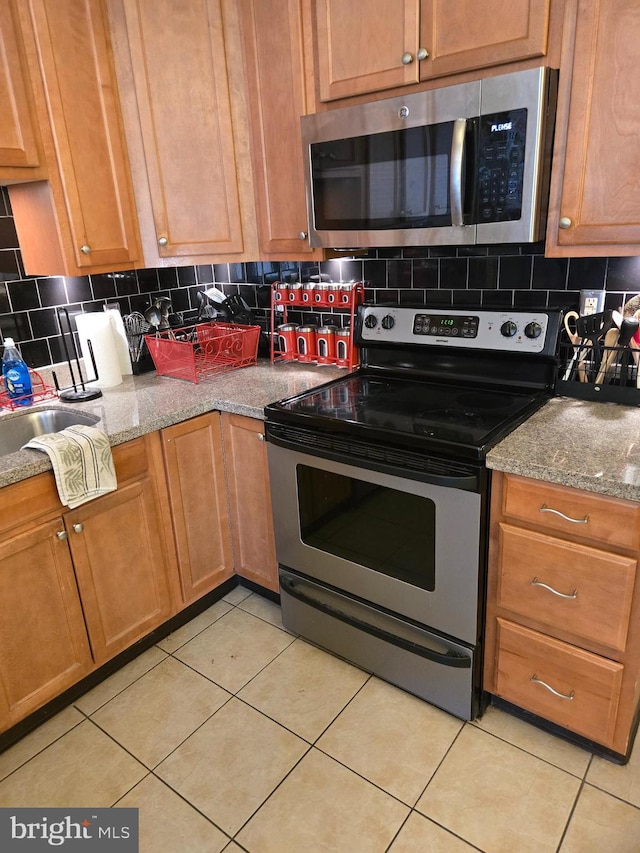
[579,290,605,316]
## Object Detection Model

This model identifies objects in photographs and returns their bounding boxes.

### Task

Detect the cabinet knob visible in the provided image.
[416,47,429,60]
[158,236,168,247]
[298,231,308,240]
[80,244,92,254]
[257,432,265,441]
[559,216,572,230]
[72,523,84,534]
[56,530,68,541]
[401,52,414,65]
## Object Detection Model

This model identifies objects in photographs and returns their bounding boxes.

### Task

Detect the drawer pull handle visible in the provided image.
[531,577,578,600]
[539,504,588,524]
[530,674,574,701]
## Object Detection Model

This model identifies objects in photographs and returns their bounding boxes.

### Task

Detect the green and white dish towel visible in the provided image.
[24,424,117,508]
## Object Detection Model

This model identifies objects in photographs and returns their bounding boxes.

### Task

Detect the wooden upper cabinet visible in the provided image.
[316,0,421,101]
[240,0,321,258]
[109,0,253,265]
[546,0,640,256]
[8,0,141,275]
[422,0,550,79]
[315,0,553,102]
[0,0,45,181]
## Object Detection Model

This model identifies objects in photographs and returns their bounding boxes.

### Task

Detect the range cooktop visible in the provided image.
[266,305,561,462]
[268,373,547,460]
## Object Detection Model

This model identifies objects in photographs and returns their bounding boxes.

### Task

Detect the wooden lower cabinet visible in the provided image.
[0,412,280,735]
[162,413,233,605]
[0,431,176,732]
[494,618,623,745]
[221,413,279,593]
[0,517,93,730]
[485,471,640,758]
[64,478,173,666]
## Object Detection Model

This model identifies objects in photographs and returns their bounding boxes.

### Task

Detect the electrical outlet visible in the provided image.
[579,290,605,316]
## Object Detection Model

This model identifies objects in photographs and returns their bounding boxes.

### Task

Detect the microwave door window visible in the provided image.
[310,121,456,231]
[402,124,451,227]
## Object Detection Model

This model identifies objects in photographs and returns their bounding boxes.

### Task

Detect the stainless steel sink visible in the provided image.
[0,408,101,456]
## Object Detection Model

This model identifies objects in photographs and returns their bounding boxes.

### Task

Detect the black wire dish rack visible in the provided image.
[555,309,640,405]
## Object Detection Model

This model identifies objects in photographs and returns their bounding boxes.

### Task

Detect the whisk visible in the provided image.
[123,312,150,363]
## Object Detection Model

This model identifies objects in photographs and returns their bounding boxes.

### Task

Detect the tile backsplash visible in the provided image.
[1,188,640,369]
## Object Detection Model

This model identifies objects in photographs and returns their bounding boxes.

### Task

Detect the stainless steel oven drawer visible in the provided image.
[280,568,477,720]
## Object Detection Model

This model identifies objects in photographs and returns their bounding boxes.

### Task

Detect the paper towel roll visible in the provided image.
[104,309,133,376]
[76,313,123,388]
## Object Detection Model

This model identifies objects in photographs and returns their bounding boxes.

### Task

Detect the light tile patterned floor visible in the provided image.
[0,588,639,852]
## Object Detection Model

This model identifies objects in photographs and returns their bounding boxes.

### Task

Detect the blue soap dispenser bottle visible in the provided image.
[2,338,33,406]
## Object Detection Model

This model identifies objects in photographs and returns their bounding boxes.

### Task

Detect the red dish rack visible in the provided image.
[269,281,364,369]
[0,370,57,411]
[145,321,261,383]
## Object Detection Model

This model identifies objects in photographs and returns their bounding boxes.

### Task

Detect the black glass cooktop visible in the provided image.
[266,373,548,459]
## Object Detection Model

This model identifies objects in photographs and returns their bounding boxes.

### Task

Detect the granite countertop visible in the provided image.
[0,360,344,487]
[486,396,640,502]
[6,364,640,502]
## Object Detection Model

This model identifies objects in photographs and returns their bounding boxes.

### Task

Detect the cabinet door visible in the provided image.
[162,413,233,605]
[494,618,623,746]
[240,0,321,258]
[421,0,551,80]
[497,523,636,653]
[315,0,421,101]
[221,413,278,593]
[315,0,552,102]
[0,518,93,730]
[112,0,245,260]
[66,478,173,666]
[8,0,140,275]
[547,0,640,256]
[0,0,44,179]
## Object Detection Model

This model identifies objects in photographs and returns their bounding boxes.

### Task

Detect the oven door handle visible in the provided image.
[266,425,481,492]
[281,574,471,669]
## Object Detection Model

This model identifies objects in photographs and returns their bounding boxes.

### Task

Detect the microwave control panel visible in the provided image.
[359,306,560,356]
[475,108,527,224]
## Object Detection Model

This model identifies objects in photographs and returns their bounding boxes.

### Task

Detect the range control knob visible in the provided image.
[364,314,378,329]
[381,314,395,330]
[524,321,542,339]
[500,320,518,338]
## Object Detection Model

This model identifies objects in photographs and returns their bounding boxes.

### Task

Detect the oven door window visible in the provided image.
[296,464,435,591]
[310,121,457,231]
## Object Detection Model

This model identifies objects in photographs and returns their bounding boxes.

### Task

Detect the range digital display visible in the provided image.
[413,314,479,338]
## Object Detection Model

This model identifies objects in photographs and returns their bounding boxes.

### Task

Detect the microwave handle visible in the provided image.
[450,118,467,227]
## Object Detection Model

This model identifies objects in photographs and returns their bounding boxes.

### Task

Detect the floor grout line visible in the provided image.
[1,590,638,851]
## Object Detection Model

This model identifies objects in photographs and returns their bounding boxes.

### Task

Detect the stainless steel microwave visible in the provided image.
[301,67,558,249]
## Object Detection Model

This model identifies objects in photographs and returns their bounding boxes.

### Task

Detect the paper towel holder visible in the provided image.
[52,308,103,402]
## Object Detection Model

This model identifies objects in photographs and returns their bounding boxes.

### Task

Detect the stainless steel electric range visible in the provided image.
[265,305,561,720]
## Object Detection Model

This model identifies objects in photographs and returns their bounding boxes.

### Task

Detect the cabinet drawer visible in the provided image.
[497,524,636,652]
[502,474,640,551]
[494,619,623,746]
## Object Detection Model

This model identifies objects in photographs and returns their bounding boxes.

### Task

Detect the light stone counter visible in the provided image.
[0,360,344,487]
[486,396,640,502]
